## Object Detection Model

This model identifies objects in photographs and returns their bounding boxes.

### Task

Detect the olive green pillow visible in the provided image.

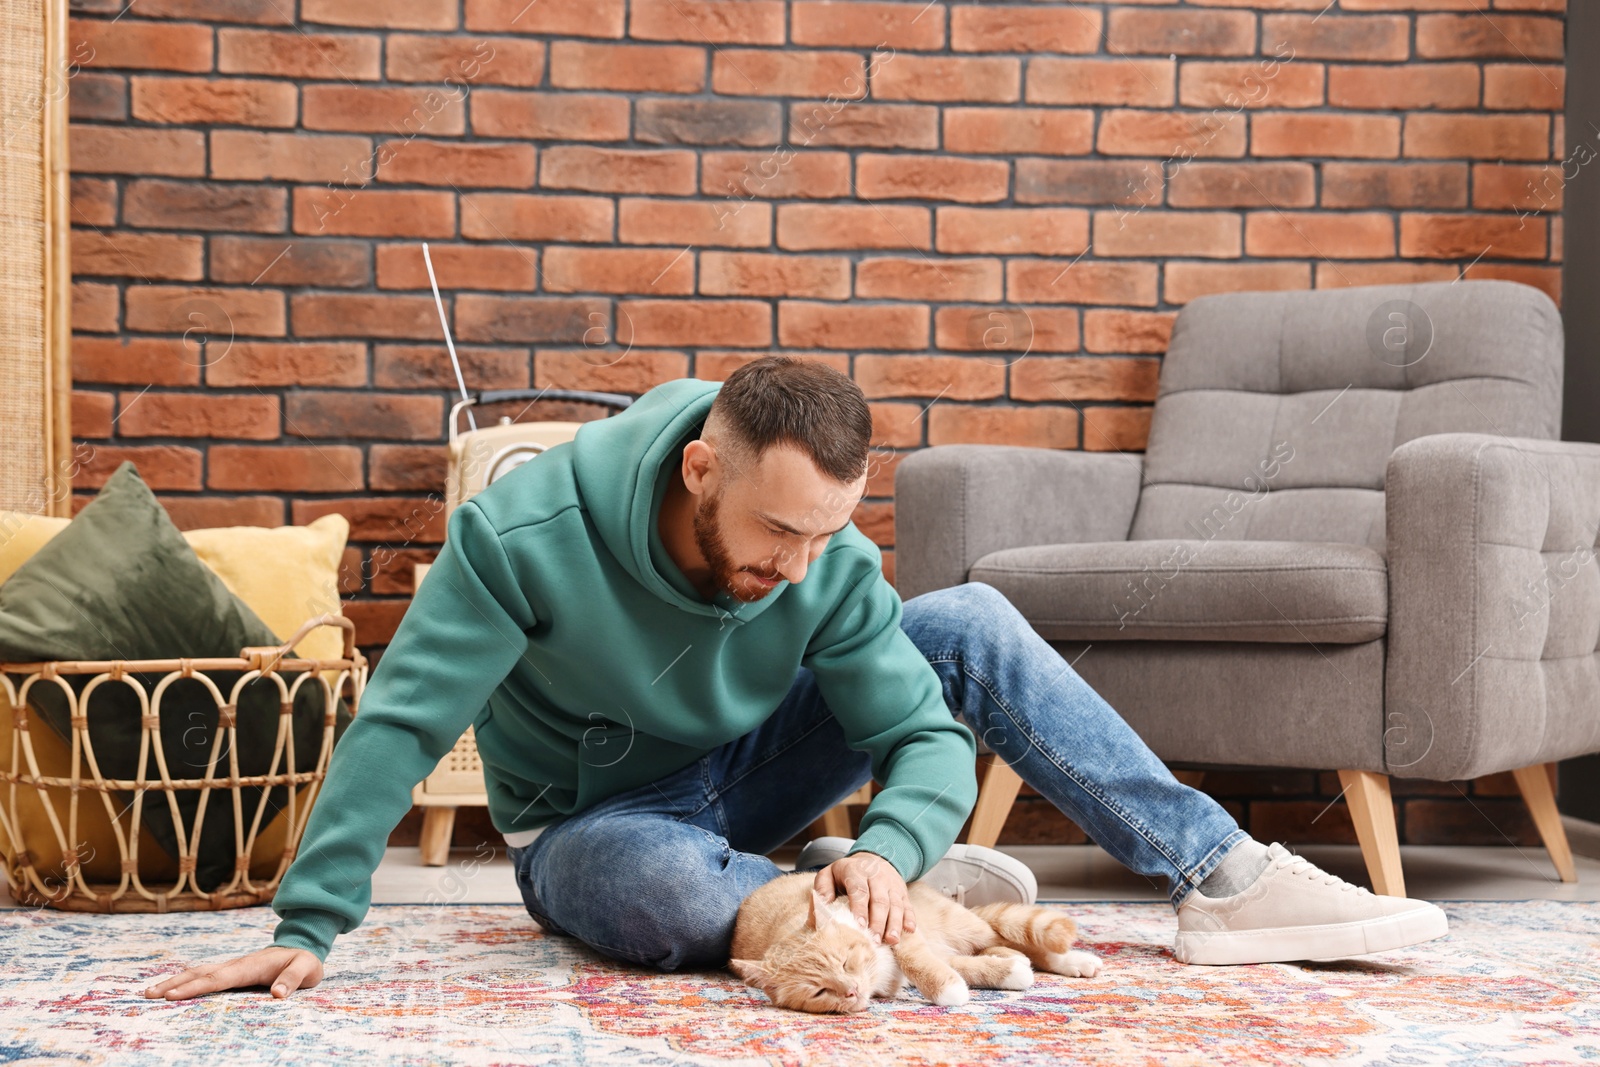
[0,461,351,892]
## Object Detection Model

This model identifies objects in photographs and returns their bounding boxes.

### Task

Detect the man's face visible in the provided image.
[690,443,866,603]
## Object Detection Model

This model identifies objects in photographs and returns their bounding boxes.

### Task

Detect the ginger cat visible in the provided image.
[728,871,1102,1013]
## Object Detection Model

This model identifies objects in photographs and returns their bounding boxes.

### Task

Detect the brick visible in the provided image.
[295,497,447,544]
[1012,357,1160,402]
[855,257,1002,302]
[698,351,849,381]
[71,178,118,226]
[71,18,212,72]
[366,548,438,594]
[699,252,850,299]
[73,390,115,437]
[1094,212,1241,258]
[1399,213,1547,259]
[550,42,704,93]
[791,1,946,50]
[778,204,930,251]
[543,247,694,295]
[455,295,611,344]
[1484,63,1564,111]
[1253,113,1400,158]
[713,49,866,99]
[702,151,852,199]
[368,445,448,492]
[460,194,612,243]
[160,496,286,531]
[1246,212,1396,258]
[937,207,1089,256]
[1098,109,1246,157]
[1328,63,1480,109]
[950,5,1101,53]
[304,0,455,29]
[856,355,1004,400]
[856,155,1009,204]
[471,90,630,141]
[1321,163,1468,208]
[618,300,771,347]
[386,36,543,87]
[636,99,782,147]
[125,284,286,337]
[928,405,1078,448]
[1164,261,1312,305]
[131,76,295,127]
[1461,262,1561,303]
[464,0,623,37]
[944,107,1094,156]
[209,444,363,492]
[124,180,287,234]
[123,0,294,24]
[789,102,939,148]
[541,146,695,196]
[377,243,537,292]
[534,349,690,393]
[70,73,127,122]
[780,302,928,350]
[303,85,466,135]
[339,599,407,647]
[865,450,904,497]
[116,391,280,440]
[293,188,455,238]
[210,130,374,183]
[290,293,443,338]
[76,445,203,491]
[72,336,200,385]
[1107,8,1256,56]
[73,230,203,281]
[1314,261,1458,289]
[618,198,772,248]
[1008,260,1160,306]
[1261,14,1410,60]
[1082,407,1152,452]
[207,342,367,386]
[1083,310,1176,354]
[1168,162,1316,208]
[1180,61,1325,109]
[1027,58,1173,106]
[69,126,205,177]
[1017,160,1163,206]
[375,139,535,188]
[1473,163,1562,211]
[872,56,1020,103]
[852,502,893,546]
[629,0,784,44]
[1405,114,1550,160]
[934,306,1079,352]
[1416,14,1562,59]
[374,345,528,390]
[1403,798,1538,846]
[286,392,443,440]
[73,283,118,333]
[218,28,381,79]
[210,236,370,287]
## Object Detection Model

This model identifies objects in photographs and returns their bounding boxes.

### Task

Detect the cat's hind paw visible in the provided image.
[1045,949,1102,978]
[929,975,969,1007]
[998,956,1034,990]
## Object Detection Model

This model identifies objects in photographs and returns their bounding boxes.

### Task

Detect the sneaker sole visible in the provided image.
[1173,905,1450,966]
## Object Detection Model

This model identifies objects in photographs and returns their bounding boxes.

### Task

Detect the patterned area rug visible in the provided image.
[3,899,1597,1066]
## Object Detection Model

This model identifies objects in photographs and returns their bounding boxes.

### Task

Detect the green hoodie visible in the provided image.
[270,377,979,962]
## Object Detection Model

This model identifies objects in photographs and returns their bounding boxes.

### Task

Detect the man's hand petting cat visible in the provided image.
[812,850,917,946]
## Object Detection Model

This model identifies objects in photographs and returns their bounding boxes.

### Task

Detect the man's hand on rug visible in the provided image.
[813,850,916,946]
[141,947,323,1001]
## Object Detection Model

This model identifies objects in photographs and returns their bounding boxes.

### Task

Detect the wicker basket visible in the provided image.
[0,614,365,913]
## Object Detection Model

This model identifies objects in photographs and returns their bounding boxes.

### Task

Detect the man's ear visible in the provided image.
[808,889,836,931]
[728,958,769,987]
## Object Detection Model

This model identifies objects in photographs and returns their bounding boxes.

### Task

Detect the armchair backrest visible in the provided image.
[1128,279,1563,550]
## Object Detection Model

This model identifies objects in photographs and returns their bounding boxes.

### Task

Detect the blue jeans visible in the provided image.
[506,582,1247,971]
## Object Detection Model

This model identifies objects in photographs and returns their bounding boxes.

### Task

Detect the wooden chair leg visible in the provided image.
[1172,769,1206,790]
[419,806,456,867]
[1511,761,1578,883]
[1338,769,1406,897]
[967,755,1025,848]
[818,784,874,838]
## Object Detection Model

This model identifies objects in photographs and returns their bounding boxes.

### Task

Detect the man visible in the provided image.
[144,357,1447,1002]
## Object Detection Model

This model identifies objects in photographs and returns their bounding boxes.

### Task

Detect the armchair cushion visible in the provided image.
[971,539,1387,643]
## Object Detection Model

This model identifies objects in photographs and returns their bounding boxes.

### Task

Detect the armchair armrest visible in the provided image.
[1385,432,1600,781]
[893,444,1144,600]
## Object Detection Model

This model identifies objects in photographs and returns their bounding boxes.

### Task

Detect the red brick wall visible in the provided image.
[65,0,1564,849]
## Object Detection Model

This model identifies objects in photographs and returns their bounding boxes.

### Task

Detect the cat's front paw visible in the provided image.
[929,974,969,1007]
[1044,949,1102,978]
[998,956,1034,990]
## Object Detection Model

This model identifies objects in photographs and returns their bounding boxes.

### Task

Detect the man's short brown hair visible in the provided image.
[704,356,873,485]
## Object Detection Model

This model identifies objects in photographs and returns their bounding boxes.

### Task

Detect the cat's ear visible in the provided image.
[808,889,836,930]
[728,958,769,987]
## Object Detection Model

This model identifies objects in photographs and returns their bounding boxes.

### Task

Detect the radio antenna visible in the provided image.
[423,241,476,432]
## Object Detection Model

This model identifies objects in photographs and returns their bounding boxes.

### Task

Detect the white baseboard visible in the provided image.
[1562,814,1600,860]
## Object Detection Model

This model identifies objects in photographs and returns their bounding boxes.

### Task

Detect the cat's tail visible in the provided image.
[971,902,1077,956]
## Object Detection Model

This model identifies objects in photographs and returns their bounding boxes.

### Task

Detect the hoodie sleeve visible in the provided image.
[270,500,535,962]
[800,552,978,884]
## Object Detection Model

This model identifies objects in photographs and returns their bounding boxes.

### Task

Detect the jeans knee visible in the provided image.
[908,581,1019,650]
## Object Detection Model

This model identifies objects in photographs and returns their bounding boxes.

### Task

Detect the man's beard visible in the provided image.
[693,485,779,603]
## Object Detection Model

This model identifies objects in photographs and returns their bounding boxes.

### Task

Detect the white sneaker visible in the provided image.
[1173,841,1449,966]
[794,836,1038,907]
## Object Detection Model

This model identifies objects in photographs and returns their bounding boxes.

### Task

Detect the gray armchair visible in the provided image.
[896,279,1590,896]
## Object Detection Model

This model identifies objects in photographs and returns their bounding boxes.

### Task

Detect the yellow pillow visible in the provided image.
[0,511,70,584]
